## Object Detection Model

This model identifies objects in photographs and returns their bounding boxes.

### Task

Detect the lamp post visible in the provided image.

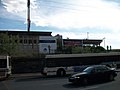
[87,32,89,39]
[103,37,106,49]
[81,39,84,53]
[48,45,50,54]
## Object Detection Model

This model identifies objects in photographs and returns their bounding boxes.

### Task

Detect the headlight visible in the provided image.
[74,76,80,79]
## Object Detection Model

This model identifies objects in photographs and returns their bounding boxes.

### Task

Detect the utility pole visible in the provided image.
[103,37,106,49]
[87,32,89,39]
[27,0,30,32]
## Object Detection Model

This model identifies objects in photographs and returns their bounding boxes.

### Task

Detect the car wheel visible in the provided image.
[57,69,66,77]
[109,74,114,81]
[82,78,88,85]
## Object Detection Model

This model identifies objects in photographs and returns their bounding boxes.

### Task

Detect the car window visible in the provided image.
[83,67,93,73]
[95,66,109,72]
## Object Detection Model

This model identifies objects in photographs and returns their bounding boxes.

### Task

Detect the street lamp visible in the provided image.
[87,32,89,39]
[103,37,105,49]
[48,45,51,54]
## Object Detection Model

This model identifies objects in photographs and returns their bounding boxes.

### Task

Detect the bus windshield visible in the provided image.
[0,59,7,68]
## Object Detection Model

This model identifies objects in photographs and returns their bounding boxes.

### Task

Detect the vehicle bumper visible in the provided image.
[69,77,80,83]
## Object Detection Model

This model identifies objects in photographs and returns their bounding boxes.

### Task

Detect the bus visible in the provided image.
[41,53,120,76]
[0,55,11,79]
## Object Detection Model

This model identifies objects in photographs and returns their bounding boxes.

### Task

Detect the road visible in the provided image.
[0,72,120,90]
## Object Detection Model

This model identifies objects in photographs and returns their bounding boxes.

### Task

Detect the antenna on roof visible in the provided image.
[27,0,31,32]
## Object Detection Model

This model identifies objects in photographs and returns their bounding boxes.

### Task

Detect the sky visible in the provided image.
[0,0,120,49]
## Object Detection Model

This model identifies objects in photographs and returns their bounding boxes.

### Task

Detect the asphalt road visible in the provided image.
[0,72,120,90]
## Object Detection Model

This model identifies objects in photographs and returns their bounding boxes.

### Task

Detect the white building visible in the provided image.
[0,31,57,54]
[39,36,57,54]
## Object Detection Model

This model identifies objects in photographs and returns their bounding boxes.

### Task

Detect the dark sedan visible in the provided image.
[68,65,117,85]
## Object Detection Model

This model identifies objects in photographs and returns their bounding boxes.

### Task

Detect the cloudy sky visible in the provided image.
[0,0,120,49]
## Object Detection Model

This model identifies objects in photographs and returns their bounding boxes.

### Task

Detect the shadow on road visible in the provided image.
[15,75,68,82]
[63,80,115,89]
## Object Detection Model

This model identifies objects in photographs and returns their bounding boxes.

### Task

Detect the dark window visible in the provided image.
[34,40,37,44]
[24,39,27,44]
[39,40,55,43]
[29,40,32,44]
[20,39,23,43]
[0,39,2,43]
[0,59,7,68]
[15,40,18,43]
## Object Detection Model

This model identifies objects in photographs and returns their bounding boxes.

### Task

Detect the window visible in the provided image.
[24,39,27,44]
[0,59,7,68]
[34,40,37,44]
[29,40,32,44]
[20,39,23,43]
[0,39,2,44]
[39,40,55,43]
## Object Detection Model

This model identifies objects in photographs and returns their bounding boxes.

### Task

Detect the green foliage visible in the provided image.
[71,46,105,54]
[56,38,63,53]
[63,46,72,54]
[0,33,18,56]
[83,46,92,53]
[72,47,83,53]
[91,46,105,53]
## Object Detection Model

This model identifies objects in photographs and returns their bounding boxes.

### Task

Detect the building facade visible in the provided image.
[54,34,102,48]
[0,31,57,54]
[39,36,57,54]
[63,39,102,47]
[0,31,103,55]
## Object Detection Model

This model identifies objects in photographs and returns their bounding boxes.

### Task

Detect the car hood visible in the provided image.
[72,72,87,77]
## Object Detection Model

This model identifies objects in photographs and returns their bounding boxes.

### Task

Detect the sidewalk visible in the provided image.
[11,72,42,78]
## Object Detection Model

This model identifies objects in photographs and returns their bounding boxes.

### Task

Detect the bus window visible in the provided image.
[0,56,11,79]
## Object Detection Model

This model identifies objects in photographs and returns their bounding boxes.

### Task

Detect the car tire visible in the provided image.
[82,78,88,85]
[109,74,114,81]
[57,69,66,77]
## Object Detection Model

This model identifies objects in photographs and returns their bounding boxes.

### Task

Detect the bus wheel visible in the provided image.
[6,74,10,78]
[57,69,66,77]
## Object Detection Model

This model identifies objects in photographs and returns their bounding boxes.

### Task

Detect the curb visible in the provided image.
[11,73,42,78]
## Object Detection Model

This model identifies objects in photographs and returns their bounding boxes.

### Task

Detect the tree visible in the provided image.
[0,33,18,56]
[83,46,92,53]
[90,46,105,53]
[72,46,105,54]
[55,36,63,53]
[72,46,83,54]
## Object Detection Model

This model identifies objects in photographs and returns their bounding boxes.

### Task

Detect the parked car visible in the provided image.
[68,65,117,85]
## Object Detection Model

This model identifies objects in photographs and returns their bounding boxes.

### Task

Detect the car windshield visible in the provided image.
[83,67,93,73]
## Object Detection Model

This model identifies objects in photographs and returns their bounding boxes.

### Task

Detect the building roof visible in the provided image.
[0,30,52,36]
[63,39,102,45]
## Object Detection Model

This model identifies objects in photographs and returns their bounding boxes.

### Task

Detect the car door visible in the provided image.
[94,67,104,82]
[99,66,111,80]
[97,67,105,81]
[96,66,110,81]
[89,68,101,83]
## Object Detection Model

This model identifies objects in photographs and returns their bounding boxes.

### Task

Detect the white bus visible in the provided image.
[42,54,91,76]
[0,55,11,79]
[41,53,120,76]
